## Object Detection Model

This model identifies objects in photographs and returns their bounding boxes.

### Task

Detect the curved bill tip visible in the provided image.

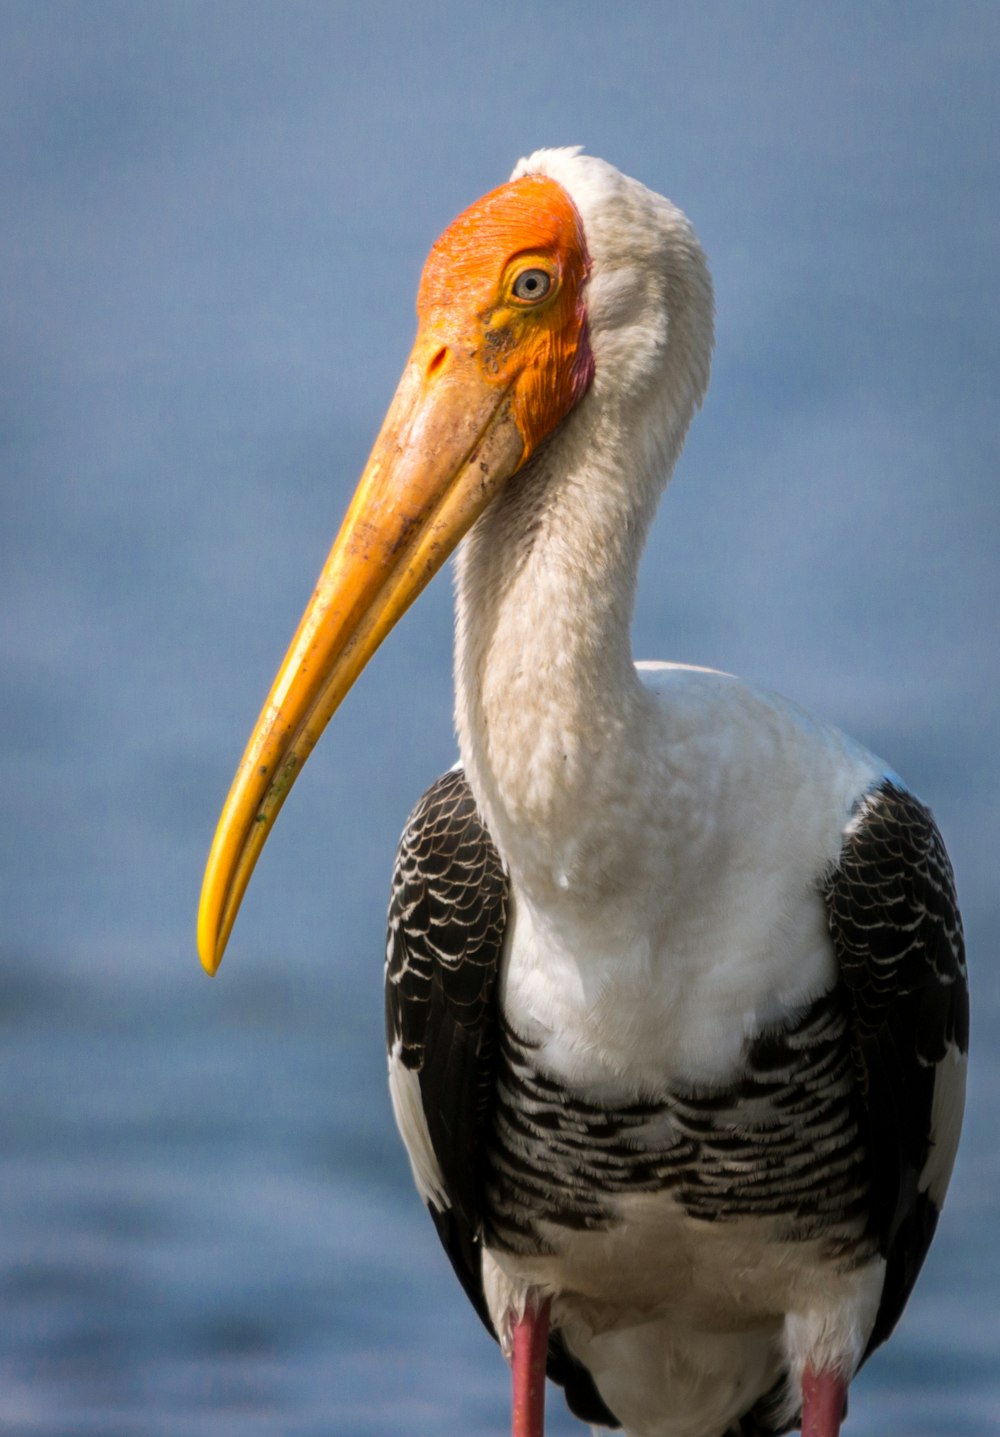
[197,902,223,977]
[196,775,280,976]
[196,843,232,976]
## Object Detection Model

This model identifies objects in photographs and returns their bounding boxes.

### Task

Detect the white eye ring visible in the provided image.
[512,268,552,303]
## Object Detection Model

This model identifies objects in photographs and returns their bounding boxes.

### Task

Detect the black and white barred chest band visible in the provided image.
[484,995,873,1264]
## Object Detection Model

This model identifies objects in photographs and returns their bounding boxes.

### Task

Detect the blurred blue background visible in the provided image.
[2,3,997,1432]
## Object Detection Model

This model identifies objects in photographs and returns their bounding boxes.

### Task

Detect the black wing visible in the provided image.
[384,767,620,1430]
[385,767,505,1328]
[823,778,969,1357]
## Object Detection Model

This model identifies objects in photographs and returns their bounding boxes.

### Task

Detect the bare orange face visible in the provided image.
[417,174,594,460]
[197,171,595,973]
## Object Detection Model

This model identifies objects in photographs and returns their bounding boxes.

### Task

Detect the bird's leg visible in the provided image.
[511,1294,551,1437]
[800,1366,847,1437]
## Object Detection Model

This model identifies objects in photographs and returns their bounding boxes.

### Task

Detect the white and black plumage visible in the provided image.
[199,150,968,1437]
[386,768,966,1435]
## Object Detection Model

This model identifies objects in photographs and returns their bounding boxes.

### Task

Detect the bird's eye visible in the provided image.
[512,268,552,303]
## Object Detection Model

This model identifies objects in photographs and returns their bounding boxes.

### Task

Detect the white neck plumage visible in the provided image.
[453,395,684,905]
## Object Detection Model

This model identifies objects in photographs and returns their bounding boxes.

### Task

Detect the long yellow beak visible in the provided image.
[197,335,525,974]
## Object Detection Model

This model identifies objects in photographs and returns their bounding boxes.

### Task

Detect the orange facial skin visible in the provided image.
[198,173,594,974]
[418,174,594,460]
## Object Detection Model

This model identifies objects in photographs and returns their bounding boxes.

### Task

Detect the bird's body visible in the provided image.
[200,149,967,1436]
[387,665,964,1436]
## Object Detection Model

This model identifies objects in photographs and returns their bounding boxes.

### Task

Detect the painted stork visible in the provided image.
[197,149,968,1437]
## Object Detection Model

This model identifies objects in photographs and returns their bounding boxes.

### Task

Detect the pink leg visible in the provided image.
[511,1296,551,1437]
[800,1366,847,1437]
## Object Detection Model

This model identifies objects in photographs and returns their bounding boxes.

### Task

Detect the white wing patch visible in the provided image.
[387,1043,449,1213]
[921,1040,968,1206]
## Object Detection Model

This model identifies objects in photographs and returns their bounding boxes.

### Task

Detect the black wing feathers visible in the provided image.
[385,767,506,1238]
[823,779,968,1356]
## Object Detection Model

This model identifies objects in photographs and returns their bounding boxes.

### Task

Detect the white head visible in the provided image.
[511,146,714,478]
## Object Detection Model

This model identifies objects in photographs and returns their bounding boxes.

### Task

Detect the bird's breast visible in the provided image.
[499,849,838,1094]
[493,665,885,1091]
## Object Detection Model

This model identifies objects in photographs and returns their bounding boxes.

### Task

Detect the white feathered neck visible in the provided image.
[453,150,715,893]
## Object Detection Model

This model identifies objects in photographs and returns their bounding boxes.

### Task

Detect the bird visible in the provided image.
[197,149,968,1437]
